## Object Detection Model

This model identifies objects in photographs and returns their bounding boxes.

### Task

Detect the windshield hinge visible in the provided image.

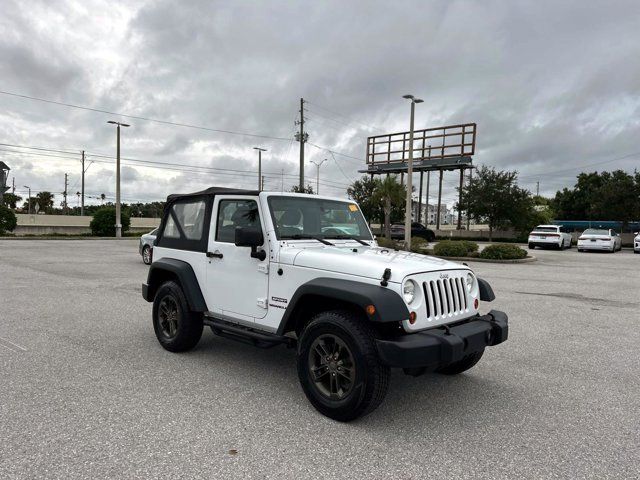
[380,268,391,287]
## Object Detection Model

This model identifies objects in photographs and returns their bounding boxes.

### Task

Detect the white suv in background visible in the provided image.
[634,232,639,254]
[528,225,572,250]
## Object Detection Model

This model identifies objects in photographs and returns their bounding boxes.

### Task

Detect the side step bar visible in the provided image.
[204,317,296,349]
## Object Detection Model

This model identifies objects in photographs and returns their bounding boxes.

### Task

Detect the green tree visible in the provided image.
[35,191,55,214]
[552,170,640,227]
[1,193,22,209]
[459,166,532,240]
[290,184,314,194]
[373,175,406,239]
[90,207,131,236]
[0,205,17,234]
[347,176,381,224]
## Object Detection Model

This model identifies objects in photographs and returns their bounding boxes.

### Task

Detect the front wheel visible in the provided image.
[152,281,203,352]
[297,310,390,422]
[436,349,484,375]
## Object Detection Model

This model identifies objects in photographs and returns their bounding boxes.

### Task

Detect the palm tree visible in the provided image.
[100,193,106,205]
[373,175,405,240]
[35,191,55,214]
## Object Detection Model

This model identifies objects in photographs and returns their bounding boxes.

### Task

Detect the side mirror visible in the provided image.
[235,226,266,261]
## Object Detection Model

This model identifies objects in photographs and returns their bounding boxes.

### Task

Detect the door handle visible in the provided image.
[206,251,223,259]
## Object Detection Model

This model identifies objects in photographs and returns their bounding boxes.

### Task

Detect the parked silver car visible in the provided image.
[139,228,158,265]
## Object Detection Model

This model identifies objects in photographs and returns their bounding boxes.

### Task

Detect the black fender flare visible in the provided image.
[276,277,410,335]
[142,258,208,312]
[478,277,495,302]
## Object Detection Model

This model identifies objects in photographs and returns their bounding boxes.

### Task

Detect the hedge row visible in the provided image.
[479,243,528,260]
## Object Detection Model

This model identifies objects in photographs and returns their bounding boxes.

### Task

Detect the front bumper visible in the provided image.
[375,310,508,369]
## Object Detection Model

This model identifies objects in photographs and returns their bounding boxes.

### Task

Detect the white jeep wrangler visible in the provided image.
[142,187,508,421]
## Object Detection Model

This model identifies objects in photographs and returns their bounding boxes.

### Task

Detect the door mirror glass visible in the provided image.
[235,226,263,247]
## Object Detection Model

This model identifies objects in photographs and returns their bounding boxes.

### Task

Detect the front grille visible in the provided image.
[417,272,471,323]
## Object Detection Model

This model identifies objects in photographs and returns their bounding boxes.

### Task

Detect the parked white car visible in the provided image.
[139,228,158,265]
[634,232,639,254]
[577,229,622,253]
[528,225,572,250]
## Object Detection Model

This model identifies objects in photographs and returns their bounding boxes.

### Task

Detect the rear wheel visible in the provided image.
[528,243,535,250]
[152,281,203,352]
[436,349,484,375]
[297,310,390,422]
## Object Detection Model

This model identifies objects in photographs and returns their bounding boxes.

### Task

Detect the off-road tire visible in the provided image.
[436,349,484,375]
[142,245,152,265]
[152,281,203,352]
[297,310,390,422]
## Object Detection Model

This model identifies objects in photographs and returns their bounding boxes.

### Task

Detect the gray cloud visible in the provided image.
[1,0,639,207]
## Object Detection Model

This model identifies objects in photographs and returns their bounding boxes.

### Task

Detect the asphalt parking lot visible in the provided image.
[1,239,638,479]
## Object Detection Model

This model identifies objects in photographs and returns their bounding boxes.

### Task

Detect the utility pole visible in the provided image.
[63,173,69,215]
[23,185,31,214]
[81,150,85,216]
[12,176,15,194]
[261,175,265,191]
[295,98,307,191]
[253,147,267,191]
[536,181,540,197]
[402,94,424,250]
[107,121,130,237]
[310,159,327,195]
[281,169,284,192]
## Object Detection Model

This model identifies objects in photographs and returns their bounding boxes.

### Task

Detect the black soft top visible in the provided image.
[166,186,259,202]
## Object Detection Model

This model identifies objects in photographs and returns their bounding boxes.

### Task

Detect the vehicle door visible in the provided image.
[205,196,269,323]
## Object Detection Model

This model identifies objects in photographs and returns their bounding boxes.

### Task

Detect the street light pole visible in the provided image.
[310,159,327,194]
[253,147,267,191]
[107,121,130,237]
[402,94,423,250]
[23,185,31,214]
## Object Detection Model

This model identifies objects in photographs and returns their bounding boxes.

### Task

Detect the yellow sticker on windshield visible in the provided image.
[348,204,358,212]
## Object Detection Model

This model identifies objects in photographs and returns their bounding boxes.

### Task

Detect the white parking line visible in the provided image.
[0,337,27,352]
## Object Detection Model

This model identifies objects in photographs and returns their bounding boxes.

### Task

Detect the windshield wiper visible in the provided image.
[281,234,334,246]
[324,235,370,246]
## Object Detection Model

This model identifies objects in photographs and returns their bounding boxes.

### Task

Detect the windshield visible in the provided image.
[583,229,609,236]
[268,196,373,241]
[532,226,558,233]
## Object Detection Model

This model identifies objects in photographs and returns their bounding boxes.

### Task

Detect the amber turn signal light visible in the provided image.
[409,311,417,324]
[366,304,376,316]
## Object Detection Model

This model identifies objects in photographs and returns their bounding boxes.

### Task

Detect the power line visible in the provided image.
[0,141,350,187]
[0,90,292,141]
[0,90,366,166]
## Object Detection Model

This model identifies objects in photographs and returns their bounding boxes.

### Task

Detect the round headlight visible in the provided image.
[403,280,416,304]
[466,273,475,293]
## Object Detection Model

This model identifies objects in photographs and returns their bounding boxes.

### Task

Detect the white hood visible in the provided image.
[278,243,466,283]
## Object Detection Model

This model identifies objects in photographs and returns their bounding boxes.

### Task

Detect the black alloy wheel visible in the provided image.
[308,334,356,400]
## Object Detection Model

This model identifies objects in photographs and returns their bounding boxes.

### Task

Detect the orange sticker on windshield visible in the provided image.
[348,204,358,212]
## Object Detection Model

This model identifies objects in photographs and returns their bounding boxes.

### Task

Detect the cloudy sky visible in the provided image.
[1,0,639,209]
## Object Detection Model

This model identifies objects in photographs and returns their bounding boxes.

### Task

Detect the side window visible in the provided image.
[215,200,261,243]
[157,197,210,252]
[165,200,206,240]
